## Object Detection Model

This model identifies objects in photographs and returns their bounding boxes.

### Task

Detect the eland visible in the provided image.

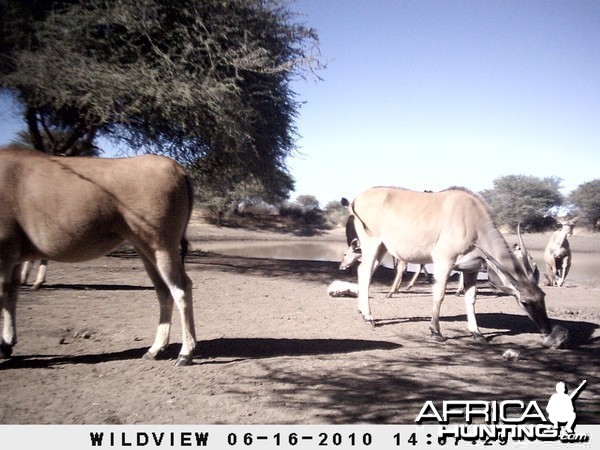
[0,147,197,366]
[343,186,568,348]
[544,218,577,287]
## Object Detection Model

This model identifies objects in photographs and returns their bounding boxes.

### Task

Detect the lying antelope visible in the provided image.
[344,186,567,348]
[544,218,577,287]
[21,259,48,290]
[0,147,197,366]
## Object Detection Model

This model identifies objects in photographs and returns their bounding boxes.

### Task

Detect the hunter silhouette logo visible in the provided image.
[415,379,590,444]
[546,379,586,434]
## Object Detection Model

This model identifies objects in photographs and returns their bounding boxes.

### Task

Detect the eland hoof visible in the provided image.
[0,341,13,359]
[142,351,158,361]
[174,355,193,367]
[471,332,488,344]
[359,311,376,327]
[430,331,445,342]
[542,325,569,349]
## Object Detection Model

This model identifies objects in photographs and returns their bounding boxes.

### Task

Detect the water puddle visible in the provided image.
[198,241,599,283]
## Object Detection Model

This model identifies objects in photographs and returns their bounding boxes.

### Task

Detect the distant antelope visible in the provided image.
[0,147,197,366]
[20,260,48,290]
[343,186,567,348]
[544,218,577,287]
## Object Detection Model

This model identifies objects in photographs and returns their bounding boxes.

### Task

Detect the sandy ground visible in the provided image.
[1,220,599,424]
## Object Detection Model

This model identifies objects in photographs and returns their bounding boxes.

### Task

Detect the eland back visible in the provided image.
[0,147,197,366]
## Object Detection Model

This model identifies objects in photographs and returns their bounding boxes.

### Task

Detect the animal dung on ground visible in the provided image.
[502,349,520,361]
[327,280,359,298]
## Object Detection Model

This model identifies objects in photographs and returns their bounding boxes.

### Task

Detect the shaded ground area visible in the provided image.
[1,227,599,424]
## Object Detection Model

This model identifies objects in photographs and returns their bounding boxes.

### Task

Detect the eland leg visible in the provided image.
[557,256,570,287]
[357,242,386,326]
[544,262,555,287]
[154,249,196,366]
[138,249,196,366]
[1,264,22,358]
[387,259,407,298]
[32,260,48,290]
[405,265,422,290]
[462,271,487,343]
[20,261,32,286]
[138,254,175,361]
[430,262,453,342]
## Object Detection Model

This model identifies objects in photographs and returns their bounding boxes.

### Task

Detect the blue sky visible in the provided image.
[288,0,600,204]
[1,0,599,205]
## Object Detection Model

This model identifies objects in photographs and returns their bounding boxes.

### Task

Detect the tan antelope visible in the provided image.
[0,147,197,366]
[20,259,48,290]
[544,218,577,287]
[344,186,568,348]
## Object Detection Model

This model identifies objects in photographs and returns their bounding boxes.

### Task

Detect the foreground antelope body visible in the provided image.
[344,186,567,347]
[0,147,197,366]
[544,219,577,287]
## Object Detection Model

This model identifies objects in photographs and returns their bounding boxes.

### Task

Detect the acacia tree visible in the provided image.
[480,175,563,231]
[569,179,600,229]
[0,0,322,195]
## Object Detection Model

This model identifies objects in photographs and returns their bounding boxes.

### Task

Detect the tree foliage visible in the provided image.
[323,199,348,227]
[293,194,321,212]
[480,175,563,231]
[0,0,322,196]
[569,179,600,229]
[10,130,103,157]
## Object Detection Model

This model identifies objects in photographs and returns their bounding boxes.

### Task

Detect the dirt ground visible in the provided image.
[1,220,599,424]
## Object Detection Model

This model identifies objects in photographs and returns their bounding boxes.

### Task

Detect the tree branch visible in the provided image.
[25,107,47,153]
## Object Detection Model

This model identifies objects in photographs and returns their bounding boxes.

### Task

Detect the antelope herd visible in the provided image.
[0,145,580,366]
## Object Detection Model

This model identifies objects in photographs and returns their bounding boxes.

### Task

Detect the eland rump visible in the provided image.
[0,147,197,366]
[344,186,568,348]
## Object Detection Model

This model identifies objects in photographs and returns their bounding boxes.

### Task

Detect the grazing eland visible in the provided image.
[0,147,197,366]
[343,186,568,348]
[544,218,577,287]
